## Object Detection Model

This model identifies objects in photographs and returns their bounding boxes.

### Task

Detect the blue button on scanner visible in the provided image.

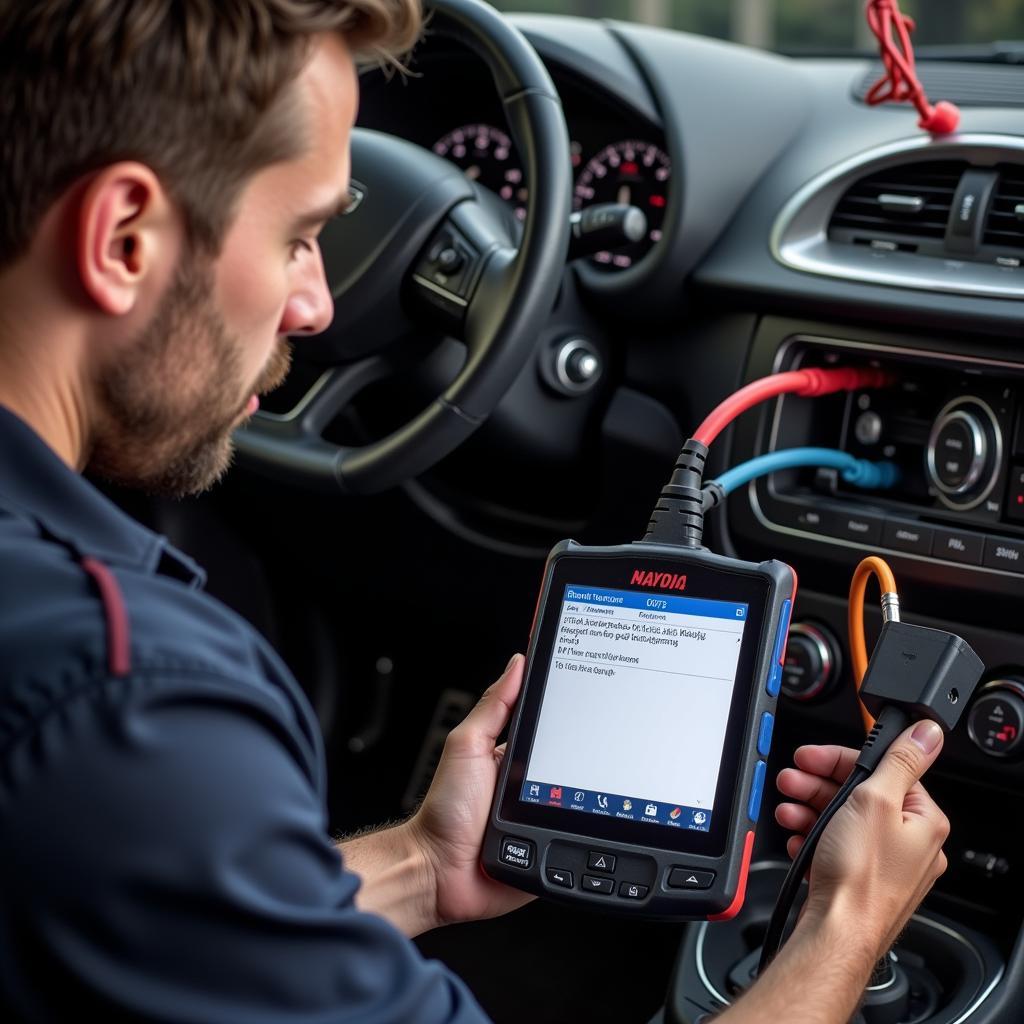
[757,712,774,758]
[766,599,792,698]
[748,760,767,823]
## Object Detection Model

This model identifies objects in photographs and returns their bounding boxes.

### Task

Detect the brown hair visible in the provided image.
[0,0,421,265]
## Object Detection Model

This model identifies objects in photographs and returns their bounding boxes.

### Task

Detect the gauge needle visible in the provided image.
[618,184,631,206]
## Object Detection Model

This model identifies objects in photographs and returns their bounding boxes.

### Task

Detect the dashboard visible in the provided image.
[344,14,1024,1024]
[357,46,670,269]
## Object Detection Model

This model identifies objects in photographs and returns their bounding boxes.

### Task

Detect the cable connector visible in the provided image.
[791,367,892,398]
[641,438,708,548]
[856,621,984,769]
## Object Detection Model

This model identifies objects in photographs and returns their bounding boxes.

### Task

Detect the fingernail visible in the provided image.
[911,720,942,754]
[505,653,521,672]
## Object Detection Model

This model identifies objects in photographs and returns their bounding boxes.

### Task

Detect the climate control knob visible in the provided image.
[968,679,1024,759]
[780,622,842,702]
[926,397,1002,510]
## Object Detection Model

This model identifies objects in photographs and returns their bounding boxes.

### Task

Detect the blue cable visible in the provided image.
[710,447,900,498]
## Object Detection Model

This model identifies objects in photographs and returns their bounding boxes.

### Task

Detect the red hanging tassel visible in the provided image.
[864,0,960,134]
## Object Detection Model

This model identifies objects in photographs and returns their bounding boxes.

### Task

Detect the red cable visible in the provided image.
[864,0,960,134]
[692,367,890,447]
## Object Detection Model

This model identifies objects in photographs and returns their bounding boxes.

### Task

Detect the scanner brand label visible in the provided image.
[630,569,688,591]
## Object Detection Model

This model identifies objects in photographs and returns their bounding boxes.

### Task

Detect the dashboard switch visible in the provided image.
[1006,466,1024,523]
[968,679,1024,759]
[882,519,933,555]
[932,527,985,566]
[926,397,1002,511]
[781,622,841,702]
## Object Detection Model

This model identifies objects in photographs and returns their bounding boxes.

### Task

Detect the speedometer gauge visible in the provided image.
[574,140,671,268]
[433,124,527,220]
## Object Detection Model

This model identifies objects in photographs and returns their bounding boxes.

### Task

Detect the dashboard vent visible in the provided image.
[853,63,1024,107]
[829,161,965,247]
[982,164,1024,252]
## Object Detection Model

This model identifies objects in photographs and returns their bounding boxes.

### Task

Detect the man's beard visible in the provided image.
[88,260,291,498]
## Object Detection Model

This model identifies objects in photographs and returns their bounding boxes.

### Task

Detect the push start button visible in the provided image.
[500,836,535,869]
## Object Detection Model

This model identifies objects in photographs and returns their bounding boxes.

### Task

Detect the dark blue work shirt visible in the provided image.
[0,407,489,1023]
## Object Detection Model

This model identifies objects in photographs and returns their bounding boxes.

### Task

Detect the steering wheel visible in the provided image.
[234,0,571,494]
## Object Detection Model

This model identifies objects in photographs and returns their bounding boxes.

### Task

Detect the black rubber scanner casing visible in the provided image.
[481,540,796,921]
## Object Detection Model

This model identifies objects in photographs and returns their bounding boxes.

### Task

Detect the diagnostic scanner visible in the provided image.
[482,540,796,921]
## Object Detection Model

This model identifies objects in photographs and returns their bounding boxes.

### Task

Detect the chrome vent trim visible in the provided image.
[771,133,1024,300]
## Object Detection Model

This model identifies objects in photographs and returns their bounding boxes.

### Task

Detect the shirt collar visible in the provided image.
[0,406,205,587]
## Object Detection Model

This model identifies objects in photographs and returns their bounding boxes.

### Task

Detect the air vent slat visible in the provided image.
[982,163,1024,251]
[853,63,1024,107]
[829,160,965,243]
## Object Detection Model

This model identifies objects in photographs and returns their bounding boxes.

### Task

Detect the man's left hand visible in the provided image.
[408,653,534,928]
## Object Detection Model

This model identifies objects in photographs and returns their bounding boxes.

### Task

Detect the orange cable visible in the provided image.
[848,556,898,734]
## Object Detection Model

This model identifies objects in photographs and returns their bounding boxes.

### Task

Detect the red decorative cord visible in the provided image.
[692,367,890,447]
[864,0,960,134]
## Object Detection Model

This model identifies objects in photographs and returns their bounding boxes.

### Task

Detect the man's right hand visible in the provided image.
[775,719,950,961]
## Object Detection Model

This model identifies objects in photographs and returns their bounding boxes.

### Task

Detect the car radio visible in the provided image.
[754,337,1024,578]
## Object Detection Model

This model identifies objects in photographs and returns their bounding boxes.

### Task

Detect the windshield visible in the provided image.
[493,1,1024,55]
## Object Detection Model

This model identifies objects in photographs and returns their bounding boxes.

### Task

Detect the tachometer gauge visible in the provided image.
[433,124,527,220]
[573,140,671,268]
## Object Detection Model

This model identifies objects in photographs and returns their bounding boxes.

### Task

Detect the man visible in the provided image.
[0,2,950,1021]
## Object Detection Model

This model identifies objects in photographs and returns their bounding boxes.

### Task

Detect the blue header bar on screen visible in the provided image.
[564,585,748,621]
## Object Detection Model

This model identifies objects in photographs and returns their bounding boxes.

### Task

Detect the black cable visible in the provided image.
[757,705,911,975]
[757,764,870,975]
[640,438,708,548]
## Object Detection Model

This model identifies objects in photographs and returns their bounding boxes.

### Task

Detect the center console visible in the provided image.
[657,317,1024,1024]
[748,334,1024,595]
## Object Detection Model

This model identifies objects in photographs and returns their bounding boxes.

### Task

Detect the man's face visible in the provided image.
[88,34,356,497]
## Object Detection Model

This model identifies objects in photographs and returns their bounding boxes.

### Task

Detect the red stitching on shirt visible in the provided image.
[80,557,131,678]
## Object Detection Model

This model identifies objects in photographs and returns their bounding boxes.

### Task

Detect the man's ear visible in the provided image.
[76,163,179,317]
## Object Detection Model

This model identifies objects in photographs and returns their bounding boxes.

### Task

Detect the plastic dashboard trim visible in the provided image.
[770,133,1024,300]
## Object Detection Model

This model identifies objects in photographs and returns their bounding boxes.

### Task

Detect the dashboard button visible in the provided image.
[546,868,574,889]
[500,837,534,870]
[766,499,836,534]
[882,519,934,555]
[748,760,767,823]
[983,536,1024,574]
[581,875,614,895]
[821,510,884,545]
[932,527,985,566]
[781,623,840,702]
[667,867,715,889]
[933,416,980,490]
[618,881,649,900]
[587,851,616,873]
[1006,467,1024,523]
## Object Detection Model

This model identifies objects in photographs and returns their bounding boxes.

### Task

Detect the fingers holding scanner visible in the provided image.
[445,653,524,760]
[776,719,950,955]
